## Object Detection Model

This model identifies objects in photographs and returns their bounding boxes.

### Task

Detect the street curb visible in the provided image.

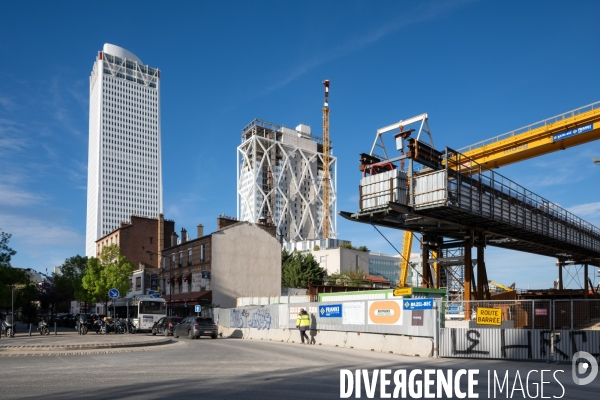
[0,337,172,352]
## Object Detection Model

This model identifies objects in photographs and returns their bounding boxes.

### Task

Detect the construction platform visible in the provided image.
[341,143,600,305]
[343,146,600,265]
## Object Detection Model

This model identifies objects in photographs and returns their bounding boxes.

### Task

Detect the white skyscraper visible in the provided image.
[237,119,337,243]
[85,44,163,257]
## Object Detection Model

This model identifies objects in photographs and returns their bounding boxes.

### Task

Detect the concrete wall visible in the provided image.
[212,223,281,308]
[216,325,433,357]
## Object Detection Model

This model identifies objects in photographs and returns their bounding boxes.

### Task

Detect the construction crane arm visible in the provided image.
[322,80,331,239]
[459,102,600,169]
[488,280,514,292]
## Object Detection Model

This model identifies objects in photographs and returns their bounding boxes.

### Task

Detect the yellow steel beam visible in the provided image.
[431,249,439,277]
[461,105,600,170]
[399,231,413,287]
[488,280,514,292]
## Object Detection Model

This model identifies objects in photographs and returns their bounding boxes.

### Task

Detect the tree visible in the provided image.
[82,245,135,308]
[281,250,326,288]
[54,255,94,312]
[37,276,61,319]
[338,243,369,252]
[0,229,29,311]
[327,269,368,287]
[0,229,16,267]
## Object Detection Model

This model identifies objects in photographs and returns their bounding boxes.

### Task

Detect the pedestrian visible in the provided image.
[296,308,310,344]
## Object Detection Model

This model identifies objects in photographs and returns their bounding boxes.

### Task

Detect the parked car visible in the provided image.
[151,317,183,336]
[173,317,218,340]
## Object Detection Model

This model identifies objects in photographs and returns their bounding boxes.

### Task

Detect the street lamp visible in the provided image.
[146,250,171,316]
[11,284,15,324]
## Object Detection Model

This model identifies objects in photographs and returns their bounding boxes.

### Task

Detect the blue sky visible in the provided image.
[1,1,599,289]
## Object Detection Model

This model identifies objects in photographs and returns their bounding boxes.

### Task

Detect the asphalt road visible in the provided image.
[2,337,598,399]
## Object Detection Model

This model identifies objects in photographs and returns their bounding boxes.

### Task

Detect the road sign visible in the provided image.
[195,305,201,313]
[402,298,433,310]
[393,288,412,297]
[476,307,502,326]
[108,288,119,299]
[319,304,342,318]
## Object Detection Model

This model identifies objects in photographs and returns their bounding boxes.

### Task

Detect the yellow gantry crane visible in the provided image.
[398,101,600,287]
[488,280,515,292]
[460,101,600,169]
[322,80,331,239]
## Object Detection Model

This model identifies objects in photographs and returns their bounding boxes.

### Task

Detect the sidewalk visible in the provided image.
[0,323,171,355]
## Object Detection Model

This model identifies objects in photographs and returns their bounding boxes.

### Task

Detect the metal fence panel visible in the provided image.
[440,299,600,361]
[443,299,554,329]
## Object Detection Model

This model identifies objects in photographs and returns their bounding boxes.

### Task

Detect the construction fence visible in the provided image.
[440,299,600,361]
[215,298,436,337]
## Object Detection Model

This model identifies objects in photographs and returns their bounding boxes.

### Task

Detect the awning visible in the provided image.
[183,274,192,282]
[172,275,182,282]
[164,291,212,304]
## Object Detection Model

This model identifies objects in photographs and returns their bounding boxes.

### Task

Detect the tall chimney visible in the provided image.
[197,224,204,238]
[171,232,178,247]
[181,228,187,243]
[158,214,164,269]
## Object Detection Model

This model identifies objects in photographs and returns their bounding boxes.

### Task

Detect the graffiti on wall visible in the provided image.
[248,308,272,330]
[443,328,600,360]
[230,308,244,328]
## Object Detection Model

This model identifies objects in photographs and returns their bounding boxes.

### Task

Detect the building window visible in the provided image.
[200,244,205,263]
[188,249,192,266]
[135,276,142,291]
[178,251,183,267]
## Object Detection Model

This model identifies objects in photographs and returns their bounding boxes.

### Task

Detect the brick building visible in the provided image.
[160,216,280,313]
[95,214,175,296]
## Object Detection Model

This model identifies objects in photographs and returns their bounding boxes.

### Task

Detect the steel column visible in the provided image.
[584,263,589,299]
[422,242,430,288]
[558,262,563,290]
[464,243,472,319]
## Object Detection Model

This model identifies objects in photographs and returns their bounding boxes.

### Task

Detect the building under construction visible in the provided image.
[237,119,337,243]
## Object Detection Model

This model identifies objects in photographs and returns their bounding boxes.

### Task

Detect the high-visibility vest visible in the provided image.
[296,313,310,327]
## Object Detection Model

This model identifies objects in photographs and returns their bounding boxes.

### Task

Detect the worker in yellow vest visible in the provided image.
[296,308,311,344]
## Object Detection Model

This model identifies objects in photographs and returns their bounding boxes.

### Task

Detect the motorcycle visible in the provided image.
[97,318,116,334]
[1,316,16,338]
[126,318,137,334]
[93,319,103,334]
[75,315,90,335]
[114,319,126,334]
[37,320,50,336]
[115,318,136,334]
